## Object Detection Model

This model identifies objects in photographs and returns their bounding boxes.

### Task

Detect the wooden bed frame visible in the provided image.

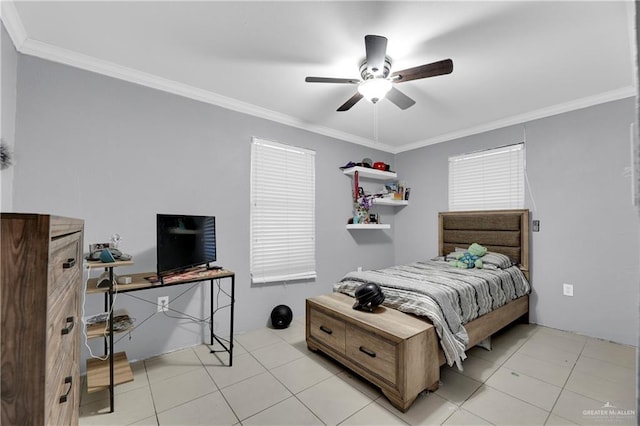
[439,209,530,350]
[306,209,530,411]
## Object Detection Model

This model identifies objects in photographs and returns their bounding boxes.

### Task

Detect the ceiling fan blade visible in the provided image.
[391,59,453,83]
[305,77,360,84]
[365,35,388,76]
[337,92,363,112]
[386,87,416,110]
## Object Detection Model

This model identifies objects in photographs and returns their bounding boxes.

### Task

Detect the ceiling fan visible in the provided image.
[305,35,453,112]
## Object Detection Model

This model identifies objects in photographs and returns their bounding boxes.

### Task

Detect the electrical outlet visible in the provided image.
[532,220,540,232]
[157,296,169,312]
[563,283,573,297]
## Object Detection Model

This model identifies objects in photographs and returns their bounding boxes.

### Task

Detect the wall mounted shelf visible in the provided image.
[373,198,409,206]
[342,166,397,180]
[346,224,391,230]
[343,165,408,230]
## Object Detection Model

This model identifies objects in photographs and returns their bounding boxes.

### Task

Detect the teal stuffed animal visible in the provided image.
[450,243,487,269]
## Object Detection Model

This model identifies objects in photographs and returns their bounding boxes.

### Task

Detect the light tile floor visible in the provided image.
[80,318,637,425]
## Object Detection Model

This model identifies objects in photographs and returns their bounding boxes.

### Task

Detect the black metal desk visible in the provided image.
[86,264,235,413]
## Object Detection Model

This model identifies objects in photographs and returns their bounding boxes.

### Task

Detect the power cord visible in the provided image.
[164,279,232,325]
[81,262,119,361]
[112,278,233,345]
[208,278,233,347]
[211,278,233,323]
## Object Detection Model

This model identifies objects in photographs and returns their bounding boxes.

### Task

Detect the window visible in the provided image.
[250,138,316,283]
[448,143,524,211]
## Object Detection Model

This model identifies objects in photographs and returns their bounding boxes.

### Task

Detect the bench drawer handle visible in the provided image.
[359,346,376,358]
[319,325,332,335]
[59,376,72,404]
[61,316,74,335]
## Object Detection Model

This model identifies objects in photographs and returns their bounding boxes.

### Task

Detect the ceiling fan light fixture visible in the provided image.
[357,78,392,104]
[305,35,452,112]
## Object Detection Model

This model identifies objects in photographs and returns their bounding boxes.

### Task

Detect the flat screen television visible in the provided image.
[156,214,216,276]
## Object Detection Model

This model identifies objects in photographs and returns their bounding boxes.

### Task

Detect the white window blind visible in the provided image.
[449,143,524,211]
[250,138,316,284]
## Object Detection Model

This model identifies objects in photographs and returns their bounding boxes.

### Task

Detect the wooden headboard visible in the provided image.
[438,210,530,277]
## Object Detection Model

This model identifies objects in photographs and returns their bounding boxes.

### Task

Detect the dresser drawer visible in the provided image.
[47,287,79,387]
[48,267,80,336]
[46,287,79,426]
[48,231,82,297]
[46,362,78,426]
[309,308,346,354]
[346,324,397,385]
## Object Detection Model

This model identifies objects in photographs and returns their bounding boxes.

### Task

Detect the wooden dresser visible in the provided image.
[1,214,84,425]
[306,292,440,412]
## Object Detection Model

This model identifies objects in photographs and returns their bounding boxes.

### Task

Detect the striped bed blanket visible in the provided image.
[333,260,530,369]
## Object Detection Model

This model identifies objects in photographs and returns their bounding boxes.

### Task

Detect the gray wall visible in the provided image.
[395,98,640,346]
[10,54,395,367]
[1,25,18,211]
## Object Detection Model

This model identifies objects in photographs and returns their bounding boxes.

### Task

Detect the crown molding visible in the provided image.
[394,86,637,154]
[1,1,27,50]
[5,19,395,153]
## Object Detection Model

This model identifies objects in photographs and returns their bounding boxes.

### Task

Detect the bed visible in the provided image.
[305,209,530,411]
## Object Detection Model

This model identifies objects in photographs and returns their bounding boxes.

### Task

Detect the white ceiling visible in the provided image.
[2,1,636,153]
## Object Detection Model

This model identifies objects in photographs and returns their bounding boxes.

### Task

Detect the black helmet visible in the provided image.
[270,305,293,329]
[352,283,385,312]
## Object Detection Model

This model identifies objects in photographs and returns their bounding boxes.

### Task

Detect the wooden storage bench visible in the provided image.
[306,292,440,411]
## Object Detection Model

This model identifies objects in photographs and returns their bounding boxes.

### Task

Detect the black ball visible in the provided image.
[270,304,293,329]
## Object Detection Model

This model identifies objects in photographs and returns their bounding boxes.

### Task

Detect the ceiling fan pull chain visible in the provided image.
[373,103,377,143]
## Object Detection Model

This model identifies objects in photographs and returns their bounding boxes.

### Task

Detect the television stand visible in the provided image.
[86,268,235,413]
